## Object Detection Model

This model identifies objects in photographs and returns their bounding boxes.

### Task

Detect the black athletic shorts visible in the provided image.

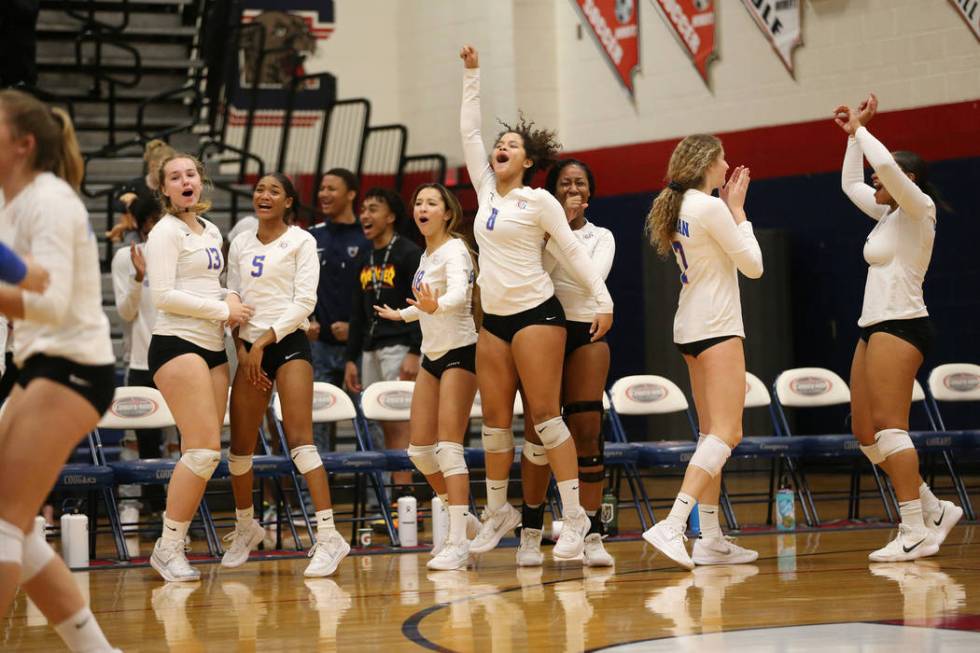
[148,335,228,378]
[16,353,115,416]
[861,317,933,357]
[482,296,566,344]
[675,335,740,358]
[242,330,312,378]
[565,320,604,357]
[421,344,476,379]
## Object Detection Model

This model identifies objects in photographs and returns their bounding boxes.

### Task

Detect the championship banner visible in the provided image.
[648,0,716,85]
[739,0,803,75]
[949,0,980,43]
[572,0,641,97]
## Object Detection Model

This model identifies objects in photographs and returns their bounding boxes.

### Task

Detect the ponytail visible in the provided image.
[50,108,84,192]
[0,90,85,192]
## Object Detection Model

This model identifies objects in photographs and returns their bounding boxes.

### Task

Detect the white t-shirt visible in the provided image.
[671,189,763,344]
[112,244,156,371]
[544,221,615,323]
[842,126,935,328]
[145,213,229,351]
[460,68,613,317]
[227,225,319,344]
[398,238,478,360]
[0,173,114,366]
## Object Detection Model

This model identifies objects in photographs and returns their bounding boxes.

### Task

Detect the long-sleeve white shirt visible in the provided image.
[544,220,615,322]
[0,173,114,366]
[398,238,478,359]
[227,226,319,343]
[841,126,935,328]
[112,244,156,371]
[671,189,763,344]
[460,68,613,317]
[145,213,229,351]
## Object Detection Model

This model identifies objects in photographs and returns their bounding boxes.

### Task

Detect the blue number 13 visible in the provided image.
[205,247,222,271]
[672,241,690,284]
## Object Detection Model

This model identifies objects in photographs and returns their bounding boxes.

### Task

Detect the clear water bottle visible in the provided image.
[397,496,418,547]
[776,480,796,532]
[600,489,618,536]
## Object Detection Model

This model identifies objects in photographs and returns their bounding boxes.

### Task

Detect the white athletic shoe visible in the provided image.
[868,524,940,562]
[220,520,265,568]
[691,536,759,566]
[583,533,614,567]
[469,503,521,554]
[642,521,694,570]
[151,538,200,582]
[553,507,591,560]
[466,511,482,539]
[925,500,963,547]
[516,528,544,567]
[427,540,470,571]
[304,530,351,577]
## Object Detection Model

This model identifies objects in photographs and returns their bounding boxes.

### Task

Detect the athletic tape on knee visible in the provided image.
[688,434,731,478]
[407,443,440,476]
[435,441,468,477]
[535,416,571,450]
[522,441,549,466]
[482,425,514,453]
[180,448,221,480]
[0,518,24,565]
[859,441,885,465]
[227,452,253,476]
[876,429,914,460]
[20,520,54,583]
[291,445,323,474]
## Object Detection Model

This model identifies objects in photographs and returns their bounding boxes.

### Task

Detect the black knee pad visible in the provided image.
[562,400,604,421]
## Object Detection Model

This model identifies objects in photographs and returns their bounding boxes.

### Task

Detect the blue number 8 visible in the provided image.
[486,207,498,231]
[251,255,266,278]
[672,241,690,285]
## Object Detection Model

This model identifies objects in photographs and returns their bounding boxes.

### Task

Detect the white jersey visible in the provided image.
[0,173,114,366]
[460,68,613,317]
[544,221,615,322]
[227,225,318,344]
[842,126,935,328]
[112,244,156,371]
[226,215,258,244]
[671,190,763,344]
[146,213,229,351]
[398,238,478,360]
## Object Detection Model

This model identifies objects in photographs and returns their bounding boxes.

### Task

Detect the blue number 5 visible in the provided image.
[486,207,498,231]
[672,241,690,284]
[251,255,266,278]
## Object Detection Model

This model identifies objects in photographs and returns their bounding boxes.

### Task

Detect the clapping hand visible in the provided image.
[407,282,440,314]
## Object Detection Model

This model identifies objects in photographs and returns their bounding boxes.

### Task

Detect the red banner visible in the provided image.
[650,0,716,84]
[573,0,641,97]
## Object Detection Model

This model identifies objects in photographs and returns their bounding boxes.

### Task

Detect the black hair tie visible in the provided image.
[667,181,684,192]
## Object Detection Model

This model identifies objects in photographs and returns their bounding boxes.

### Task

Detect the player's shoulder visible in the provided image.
[287,225,317,245]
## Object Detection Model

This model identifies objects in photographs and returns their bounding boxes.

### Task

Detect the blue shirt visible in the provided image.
[309,219,370,345]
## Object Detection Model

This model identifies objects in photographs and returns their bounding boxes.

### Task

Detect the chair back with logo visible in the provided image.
[273,381,358,424]
[360,381,414,421]
[98,386,176,430]
[744,372,772,409]
[609,375,689,415]
[926,363,980,430]
[469,391,525,420]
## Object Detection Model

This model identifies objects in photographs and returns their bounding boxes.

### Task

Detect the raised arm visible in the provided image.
[271,237,319,341]
[855,126,933,220]
[460,46,492,195]
[702,198,764,279]
[146,222,231,321]
[841,134,886,221]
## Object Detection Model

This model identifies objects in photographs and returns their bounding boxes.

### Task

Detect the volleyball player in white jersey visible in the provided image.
[835,95,961,562]
[224,173,350,576]
[146,154,254,582]
[376,183,482,570]
[517,159,615,567]
[0,90,120,652]
[459,46,614,560]
[642,134,763,570]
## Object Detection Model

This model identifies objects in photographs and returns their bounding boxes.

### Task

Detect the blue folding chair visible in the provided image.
[925,363,980,519]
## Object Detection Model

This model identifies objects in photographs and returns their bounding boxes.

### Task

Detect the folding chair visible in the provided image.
[925,363,980,519]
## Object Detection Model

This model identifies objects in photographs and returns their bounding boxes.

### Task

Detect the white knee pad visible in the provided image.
[535,416,571,450]
[688,434,731,478]
[697,433,705,448]
[227,452,253,476]
[482,426,514,453]
[522,441,549,466]
[876,428,914,460]
[20,520,54,583]
[435,442,468,478]
[407,443,440,476]
[291,445,323,475]
[859,441,885,465]
[0,518,24,565]
[180,448,221,480]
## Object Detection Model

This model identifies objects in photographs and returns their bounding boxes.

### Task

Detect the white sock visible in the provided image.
[699,503,722,540]
[486,478,508,512]
[899,499,926,533]
[235,506,254,527]
[53,608,112,653]
[918,482,941,514]
[448,505,468,544]
[437,493,449,506]
[557,479,581,516]
[161,514,190,544]
[665,492,696,533]
[316,509,336,535]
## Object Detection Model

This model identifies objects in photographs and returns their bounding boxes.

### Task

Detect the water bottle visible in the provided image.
[600,489,618,536]
[430,497,449,551]
[776,481,796,532]
[688,502,700,534]
[397,496,418,547]
[60,513,89,568]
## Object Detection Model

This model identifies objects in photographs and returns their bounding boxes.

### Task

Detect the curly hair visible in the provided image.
[496,112,562,185]
[644,134,723,257]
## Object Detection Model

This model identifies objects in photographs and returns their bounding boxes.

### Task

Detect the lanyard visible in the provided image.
[367,234,398,337]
